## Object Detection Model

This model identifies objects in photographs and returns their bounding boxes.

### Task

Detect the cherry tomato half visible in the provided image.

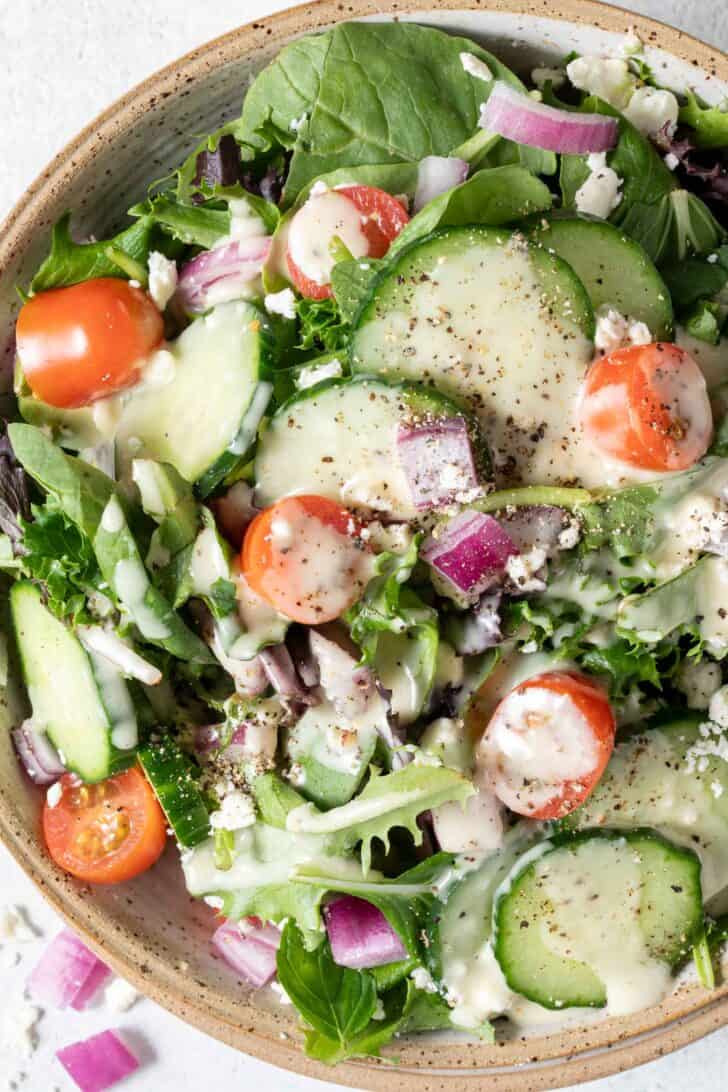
[579,342,712,472]
[43,767,167,885]
[17,277,164,409]
[286,185,409,300]
[477,671,616,820]
[241,495,373,624]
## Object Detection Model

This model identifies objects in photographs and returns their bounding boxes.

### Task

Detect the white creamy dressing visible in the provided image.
[288,190,369,285]
[535,840,672,1014]
[182,823,332,896]
[229,569,288,661]
[254,499,374,622]
[676,327,728,390]
[88,650,138,751]
[113,558,170,640]
[353,237,645,489]
[100,496,125,533]
[479,683,599,814]
[432,782,505,855]
[650,460,728,580]
[287,698,377,777]
[374,631,432,724]
[287,788,426,835]
[189,527,229,598]
[255,381,418,517]
[695,558,728,655]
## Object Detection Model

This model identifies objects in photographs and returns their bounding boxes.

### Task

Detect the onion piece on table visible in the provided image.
[397,417,479,509]
[12,720,66,785]
[421,512,519,599]
[413,155,469,212]
[176,237,272,314]
[56,1030,139,1092]
[324,896,407,969]
[211,919,281,988]
[28,929,110,1011]
[480,81,618,153]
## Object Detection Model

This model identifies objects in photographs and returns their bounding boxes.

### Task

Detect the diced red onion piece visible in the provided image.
[501,505,566,554]
[414,156,469,212]
[210,481,258,548]
[56,1030,139,1092]
[259,644,316,704]
[325,896,407,969]
[28,929,110,1011]
[481,81,618,153]
[13,721,66,785]
[176,237,272,314]
[211,919,280,988]
[421,512,519,596]
[397,417,478,510]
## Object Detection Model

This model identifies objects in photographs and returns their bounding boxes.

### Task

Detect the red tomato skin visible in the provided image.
[286,185,409,300]
[484,671,616,821]
[17,278,164,409]
[241,494,369,624]
[580,342,712,472]
[43,768,167,885]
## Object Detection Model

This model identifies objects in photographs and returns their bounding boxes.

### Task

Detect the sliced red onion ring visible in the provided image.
[12,720,66,785]
[176,237,272,314]
[258,644,316,704]
[413,155,469,212]
[56,1030,139,1092]
[397,417,479,510]
[324,896,407,969]
[211,919,280,988]
[28,929,110,1011]
[480,81,618,154]
[421,512,519,598]
[210,480,258,548]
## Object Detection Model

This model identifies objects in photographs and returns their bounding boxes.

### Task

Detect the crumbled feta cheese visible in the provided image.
[594,306,651,354]
[410,967,438,993]
[209,790,256,831]
[623,86,679,138]
[46,783,63,809]
[677,660,722,710]
[147,251,178,310]
[558,520,581,551]
[575,154,623,219]
[506,547,547,593]
[270,981,292,1005]
[531,66,565,90]
[2,1004,41,1059]
[296,358,344,390]
[709,685,728,728]
[707,253,720,265]
[685,718,728,773]
[664,152,680,171]
[459,52,493,83]
[264,288,297,320]
[289,113,308,133]
[0,907,36,944]
[566,56,635,111]
[105,978,139,1013]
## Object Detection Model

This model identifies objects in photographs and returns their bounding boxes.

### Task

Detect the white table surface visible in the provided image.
[1,1,727,1090]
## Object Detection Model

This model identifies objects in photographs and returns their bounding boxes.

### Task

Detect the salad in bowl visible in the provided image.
[4,16,728,1066]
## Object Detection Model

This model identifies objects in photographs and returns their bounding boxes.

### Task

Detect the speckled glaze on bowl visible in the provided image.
[1,2,727,1088]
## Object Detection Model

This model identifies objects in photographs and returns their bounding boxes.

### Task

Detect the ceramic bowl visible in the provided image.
[1,2,727,1088]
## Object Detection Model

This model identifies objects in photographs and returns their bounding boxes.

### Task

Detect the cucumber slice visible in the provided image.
[530,217,673,339]
[350,227,595,487]
[255,376,485,519]
[116,301,274,490]
[285,699,378,809]
[563,714,728,902]
[138,738,210,848]
[11,582,135,782]
[493,830,702,1010]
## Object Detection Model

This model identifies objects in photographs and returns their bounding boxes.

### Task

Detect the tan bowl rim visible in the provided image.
[1,2,728,1089]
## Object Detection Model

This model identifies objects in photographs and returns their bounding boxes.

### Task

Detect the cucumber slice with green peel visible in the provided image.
[561,714,728,902]
[11,582,136,783]
[493,830,703,1011]
[350,227,595,487]
[138,738,210,848]
[254,376,487,519]
[530,217,674,339]
[115,301,275,490]
[285,699,379,810]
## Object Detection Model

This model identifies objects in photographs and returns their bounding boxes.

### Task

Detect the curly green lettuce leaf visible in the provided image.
[286,764,474,873]
[295,295,349,353]
[679,91,728,150]
[20,500,104,625]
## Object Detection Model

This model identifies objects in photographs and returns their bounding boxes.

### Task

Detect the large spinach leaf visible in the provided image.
[239,23,521,204]
[31,212,157,292]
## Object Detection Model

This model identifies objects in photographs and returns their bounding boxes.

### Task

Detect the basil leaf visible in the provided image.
[276,921,377,1045]
[31,212,157,292]
[331,259,384,324]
